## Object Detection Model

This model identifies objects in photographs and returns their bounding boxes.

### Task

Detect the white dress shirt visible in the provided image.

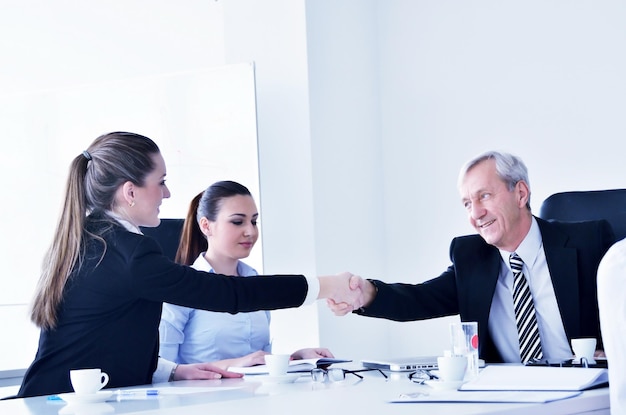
[159,254,272,364]
[488,217,572,362]
[597,237,626,414]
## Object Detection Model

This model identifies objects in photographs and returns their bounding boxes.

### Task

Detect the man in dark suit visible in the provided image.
[331,151,615,363]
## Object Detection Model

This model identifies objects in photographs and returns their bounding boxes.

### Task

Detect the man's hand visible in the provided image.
[318,272,365,313]
[327,275,376,316]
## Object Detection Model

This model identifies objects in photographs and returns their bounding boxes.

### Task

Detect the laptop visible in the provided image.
[361,356,439,372]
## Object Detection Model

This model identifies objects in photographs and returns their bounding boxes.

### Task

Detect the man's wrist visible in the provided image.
[355,279,379,313]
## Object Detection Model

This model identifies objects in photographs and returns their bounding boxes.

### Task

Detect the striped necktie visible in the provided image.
[510,252,543,363]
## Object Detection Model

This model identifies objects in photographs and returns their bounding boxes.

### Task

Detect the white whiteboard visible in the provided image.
[0,63,261,372]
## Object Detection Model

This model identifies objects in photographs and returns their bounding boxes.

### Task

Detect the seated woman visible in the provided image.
[159,181,334,370]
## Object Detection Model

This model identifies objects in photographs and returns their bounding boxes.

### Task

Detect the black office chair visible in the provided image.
[140,218,185,262]
[539,189,626,241]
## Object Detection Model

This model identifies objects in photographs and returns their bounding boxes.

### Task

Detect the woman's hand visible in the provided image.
[173,362,243,380]
[318,272,366,312]
[231,350,269,367]
[291,347,334,360]
[208,350,268,371]
[327,275,376,316]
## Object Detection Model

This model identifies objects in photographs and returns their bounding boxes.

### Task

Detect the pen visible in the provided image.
[115,389,159,396]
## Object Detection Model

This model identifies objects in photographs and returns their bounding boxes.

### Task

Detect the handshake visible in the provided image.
[319,272,375,316]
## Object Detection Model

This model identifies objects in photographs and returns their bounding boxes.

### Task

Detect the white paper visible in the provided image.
[391,390,582,403]
[459,365,608,391]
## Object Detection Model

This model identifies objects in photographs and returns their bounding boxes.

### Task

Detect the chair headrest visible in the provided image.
[539,189,626,241]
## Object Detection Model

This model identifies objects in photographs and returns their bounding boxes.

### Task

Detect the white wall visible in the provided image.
[0,0,225,94]
[304,0,390,359]
[219,1,323,354]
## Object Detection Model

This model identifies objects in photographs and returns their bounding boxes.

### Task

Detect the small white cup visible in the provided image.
[571,338,597,363]
[264,354,290,376]
[437,356,468,382]
[70,368,109,395]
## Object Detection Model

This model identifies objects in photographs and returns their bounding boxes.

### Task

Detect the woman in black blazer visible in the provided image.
[18,132,358,398]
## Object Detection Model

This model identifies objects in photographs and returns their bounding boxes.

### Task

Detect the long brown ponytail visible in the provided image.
[31,132,160,329]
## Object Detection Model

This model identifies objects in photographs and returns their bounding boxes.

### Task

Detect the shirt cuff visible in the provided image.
[153,357,176,383]
[302,276,319,305]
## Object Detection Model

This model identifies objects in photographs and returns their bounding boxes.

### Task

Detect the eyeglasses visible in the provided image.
[310,368,388,383]
[408,369,439,384]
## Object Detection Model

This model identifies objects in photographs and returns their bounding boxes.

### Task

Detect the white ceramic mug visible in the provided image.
[70,368,110,395]
[571,338,597,363]
[437,356,468,382]
[264,354,290,376]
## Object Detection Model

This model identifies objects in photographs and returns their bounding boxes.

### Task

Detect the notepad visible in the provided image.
[459,365,608,392]
[228,358,351,375]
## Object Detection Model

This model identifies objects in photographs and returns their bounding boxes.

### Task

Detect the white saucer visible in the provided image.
[59,390,114,404]
[424,380,464,391]
[261,374,302,384]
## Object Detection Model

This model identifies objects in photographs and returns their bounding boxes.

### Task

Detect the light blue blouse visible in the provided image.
[158,254,271,364]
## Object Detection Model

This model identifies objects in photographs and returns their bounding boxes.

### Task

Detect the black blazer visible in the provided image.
[19,215,308,398]
[358,217,615,363]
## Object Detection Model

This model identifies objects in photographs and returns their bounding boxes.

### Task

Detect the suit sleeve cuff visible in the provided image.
[354,279,379,314]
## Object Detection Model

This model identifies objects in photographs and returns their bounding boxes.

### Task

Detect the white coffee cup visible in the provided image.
[70,368,109,395]
[437,356,468,382]
[264,354,290,376]
[571,338,597,363]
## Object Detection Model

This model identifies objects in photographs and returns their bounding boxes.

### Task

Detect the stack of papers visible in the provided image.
[392,365,608,404]
[459,365,608,391]
[228,358,351,375]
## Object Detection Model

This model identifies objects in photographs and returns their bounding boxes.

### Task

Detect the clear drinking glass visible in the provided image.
[450,321,479,379]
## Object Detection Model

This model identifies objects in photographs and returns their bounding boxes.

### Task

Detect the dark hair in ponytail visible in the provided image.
[31,132,160,329]
[175,181,252,265]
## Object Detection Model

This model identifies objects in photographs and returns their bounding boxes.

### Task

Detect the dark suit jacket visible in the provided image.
[19,214,308,398]
[357,217,615,363]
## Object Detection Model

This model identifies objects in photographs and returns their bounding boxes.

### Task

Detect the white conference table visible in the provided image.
[0,367,609,415]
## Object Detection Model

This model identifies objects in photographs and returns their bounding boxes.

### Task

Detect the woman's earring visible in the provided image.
[129,200,135,207]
